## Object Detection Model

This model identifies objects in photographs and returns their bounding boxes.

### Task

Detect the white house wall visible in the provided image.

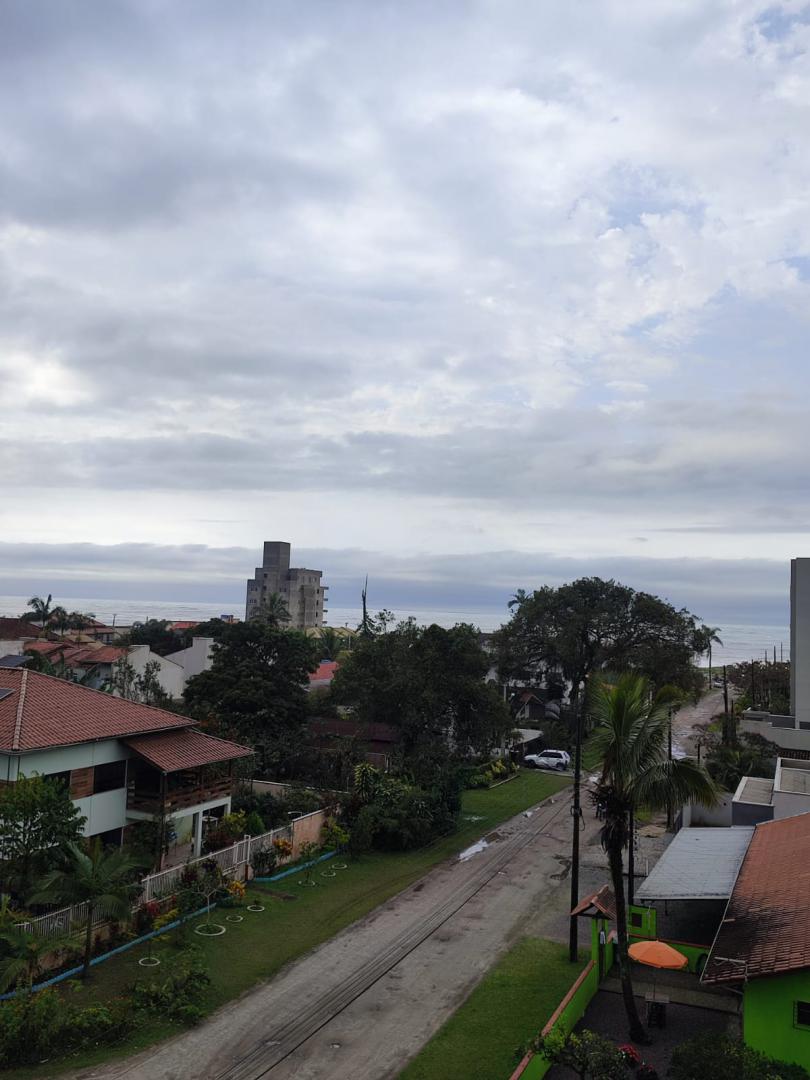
[164,637,215,681]
[126,645,186,699]
[0,640,25,657]
[73,788,129,836]
[14,739,129,776]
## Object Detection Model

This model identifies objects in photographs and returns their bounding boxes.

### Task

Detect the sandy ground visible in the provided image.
[69,788,606,1080]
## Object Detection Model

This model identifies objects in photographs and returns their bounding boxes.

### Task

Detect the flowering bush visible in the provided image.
[227,879,245,900]
[272,837,293,859]
[153,907,179,931]
[619,1044,642,1066]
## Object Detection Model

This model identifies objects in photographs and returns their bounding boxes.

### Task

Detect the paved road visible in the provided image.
[72,789,603,1080]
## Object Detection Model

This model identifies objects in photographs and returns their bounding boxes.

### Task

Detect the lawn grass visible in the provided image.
[5,769,571,1079]
[398,938,585,1080]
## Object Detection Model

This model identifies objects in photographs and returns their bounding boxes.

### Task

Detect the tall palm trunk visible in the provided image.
[607,839,646,1042]
[82,903,95,978]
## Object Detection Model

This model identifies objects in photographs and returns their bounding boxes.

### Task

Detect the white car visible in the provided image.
[524,749,571,771]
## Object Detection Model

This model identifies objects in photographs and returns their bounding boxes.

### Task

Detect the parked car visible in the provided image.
[524,749,571,771]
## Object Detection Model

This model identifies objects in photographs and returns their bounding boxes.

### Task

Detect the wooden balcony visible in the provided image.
[127,776,232,815]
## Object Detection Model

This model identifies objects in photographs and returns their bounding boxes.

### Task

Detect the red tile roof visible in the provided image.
[309,661,339,685]
[23,642,126,666]
[124,729,253,773]
[571,885,616,921]
[169,621,199,631]
[0,618,41,640]
[0,668,194,753]
[703,814,810,984]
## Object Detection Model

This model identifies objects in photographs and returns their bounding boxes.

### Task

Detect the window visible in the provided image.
[795,1002,810,1028]
[92,760,127,795]
[630,911,644,929]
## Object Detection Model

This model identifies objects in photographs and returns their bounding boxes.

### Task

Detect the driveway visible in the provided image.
[72,788,603,1080]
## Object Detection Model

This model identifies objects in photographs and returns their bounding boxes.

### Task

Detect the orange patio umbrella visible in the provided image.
[628,940,687,997]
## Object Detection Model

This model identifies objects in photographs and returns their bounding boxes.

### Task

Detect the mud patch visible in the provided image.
[264,890,299,901]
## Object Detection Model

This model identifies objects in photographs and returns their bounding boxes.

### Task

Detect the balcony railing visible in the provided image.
[127,777,232,814]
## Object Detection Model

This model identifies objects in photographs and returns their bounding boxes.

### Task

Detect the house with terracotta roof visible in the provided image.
[702,813,810,1071]
[0,669,252,863]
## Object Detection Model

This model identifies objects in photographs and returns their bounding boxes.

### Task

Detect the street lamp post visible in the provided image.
[569,692,583,963]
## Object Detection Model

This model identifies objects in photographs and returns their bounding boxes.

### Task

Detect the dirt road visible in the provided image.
[671,690,725,758]
[72,789,603,1080]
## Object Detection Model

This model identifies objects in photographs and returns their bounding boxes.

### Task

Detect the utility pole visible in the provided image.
[568,692,583,963]
[666,707,673,831]
[751,660,756,709]
[628,810,635,906]
[723,664,729,721]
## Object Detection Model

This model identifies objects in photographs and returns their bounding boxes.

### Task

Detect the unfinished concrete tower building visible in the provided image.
[244,541,327,628]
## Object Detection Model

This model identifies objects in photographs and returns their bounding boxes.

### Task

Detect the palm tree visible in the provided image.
[508,588,528,609]
[50,606,70,638]
[589,674,717,1041]
[694,625,723,686]
[254,592,290,625]
[25,594,53,632]
[0,925,73,993]
[30,841,143,979]
[318,627,342,660]
[67,611,96,635]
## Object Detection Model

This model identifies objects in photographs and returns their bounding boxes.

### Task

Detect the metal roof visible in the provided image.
[735,776,774,805]
[636,827,754,901]
[777,766,810,795]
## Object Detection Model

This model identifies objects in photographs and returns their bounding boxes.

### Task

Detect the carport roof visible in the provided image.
[636,827,754,901]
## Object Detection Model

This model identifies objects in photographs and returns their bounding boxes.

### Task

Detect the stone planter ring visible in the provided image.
[247,904,265,912]
[332,862,348,870]
[320,869,337,878]
[138,956,161,967]
[194,923,226,937]
[226,914,244,923]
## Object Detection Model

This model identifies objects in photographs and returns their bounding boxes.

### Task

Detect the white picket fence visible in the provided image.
[18,811,324,940]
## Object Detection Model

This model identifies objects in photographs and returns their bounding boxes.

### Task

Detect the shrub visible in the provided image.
[669,1034,810,1080]
[348,804,376,858]
[322,817,350,851]
[532,1029,628,1080]
[244,811,266,836]
[250,848,277,876]
[0,987,68,1066]
[133,945,210,1026]
[153,907,179,931]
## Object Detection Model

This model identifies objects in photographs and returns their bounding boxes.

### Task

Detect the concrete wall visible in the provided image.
[792,559,810,729]
[740,716,810,752]
[744,969,810,1071]
[682,792,734,827]
[0,639,25,657]
[731,800,774,827]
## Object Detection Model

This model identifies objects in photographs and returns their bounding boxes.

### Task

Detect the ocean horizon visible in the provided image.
[0,593,790,668]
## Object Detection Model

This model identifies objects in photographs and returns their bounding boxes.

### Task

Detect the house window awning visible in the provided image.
[124,729,253,774]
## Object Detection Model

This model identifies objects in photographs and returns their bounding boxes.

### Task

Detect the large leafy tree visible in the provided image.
[331,620,513,770]
[121,618,182,656]
[184,619,318,774]
[497,577,717,704]
[0,775,86,897]
[590,675,717,1040]
[32,841,143,979]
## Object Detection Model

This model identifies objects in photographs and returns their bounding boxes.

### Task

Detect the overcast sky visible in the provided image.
[1,1,808,624]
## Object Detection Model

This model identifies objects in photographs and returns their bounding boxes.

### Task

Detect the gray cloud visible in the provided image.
[0,540,792,626]
[1,0,809,594]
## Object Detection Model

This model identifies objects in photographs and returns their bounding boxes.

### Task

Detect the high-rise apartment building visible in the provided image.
[245,541,327,628]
